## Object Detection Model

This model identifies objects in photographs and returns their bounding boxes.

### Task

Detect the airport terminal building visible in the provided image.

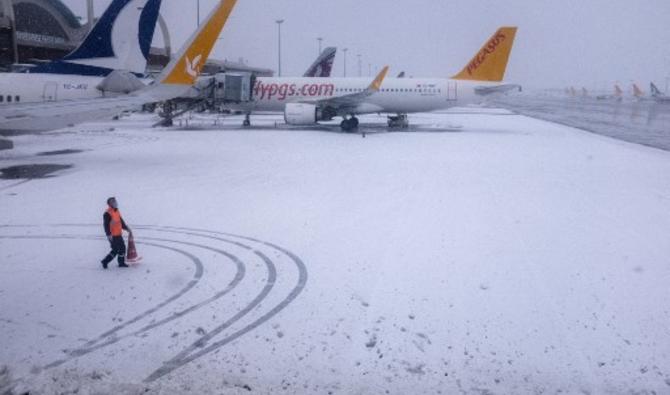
[0,0,170,70]
[0,0,272,75]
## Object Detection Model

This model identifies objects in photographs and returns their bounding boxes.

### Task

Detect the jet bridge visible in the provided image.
[212,72,256,103]
[155,72,256,126]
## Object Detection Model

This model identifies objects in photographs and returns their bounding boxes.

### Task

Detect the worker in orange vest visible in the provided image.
[101,197,132,269]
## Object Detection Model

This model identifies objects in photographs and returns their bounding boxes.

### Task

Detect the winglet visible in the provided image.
[159,0,237,86]
[452,27,517,82]
[368,66,389,92]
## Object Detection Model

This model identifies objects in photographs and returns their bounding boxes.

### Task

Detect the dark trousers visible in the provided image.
[102,236,126,266]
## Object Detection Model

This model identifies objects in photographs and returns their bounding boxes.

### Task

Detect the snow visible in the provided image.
[1,110,670,394]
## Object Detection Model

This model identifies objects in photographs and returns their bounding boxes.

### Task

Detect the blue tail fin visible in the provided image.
[30,0,162,76]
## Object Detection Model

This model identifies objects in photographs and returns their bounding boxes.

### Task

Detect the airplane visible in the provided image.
[154,46,338,125]
[0,0,239,133]
[397,71,406,78]
[303,47,337,78]
[0,0,162,107]
[632,83,645,100]
[596,84,623,101]
[233,26,519,131]
[649,82,670,103]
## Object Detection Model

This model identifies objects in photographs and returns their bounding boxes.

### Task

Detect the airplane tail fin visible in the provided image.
[33,0,162,76]
[304,47,337,78]
[633,83,644,97]
[582,87,589,97]
[650,82,662,97]
[158,0,237,87]
[452,27,517,82]
[614,84,623,97]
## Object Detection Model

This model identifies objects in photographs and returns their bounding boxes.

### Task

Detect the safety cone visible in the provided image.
[126,233,141,264]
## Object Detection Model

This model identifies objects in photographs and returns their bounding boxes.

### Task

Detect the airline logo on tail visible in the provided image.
[304,47,337,78]
[452,27,517,82]
[161,0,238,86]
[186,55,203,77]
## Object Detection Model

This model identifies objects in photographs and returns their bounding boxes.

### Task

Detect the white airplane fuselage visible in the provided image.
[0,73,112,104]
[238,77,490,115]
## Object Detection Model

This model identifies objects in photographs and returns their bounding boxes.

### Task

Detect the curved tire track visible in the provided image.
[0,224,308,383]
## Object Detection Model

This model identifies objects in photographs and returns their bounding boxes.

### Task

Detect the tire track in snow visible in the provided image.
[143,226,308,383]
[0,225,308,382]
[0,233,207,369]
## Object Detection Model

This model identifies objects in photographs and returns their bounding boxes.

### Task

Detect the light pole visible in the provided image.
[86,0,94,32]
[276,19,284,77]
[357,54,362,77]
[317,37,323,55]
[197,0,200,27]
[343,48,348,77]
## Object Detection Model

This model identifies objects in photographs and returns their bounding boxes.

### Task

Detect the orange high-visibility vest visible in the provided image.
[107,208,123,236]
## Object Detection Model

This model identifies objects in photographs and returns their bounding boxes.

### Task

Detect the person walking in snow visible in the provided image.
[101,197,132,269]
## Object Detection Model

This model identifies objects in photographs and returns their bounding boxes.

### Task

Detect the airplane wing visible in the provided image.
[474,84,521,96]
[0,91,157,132]
[302,66,389,115]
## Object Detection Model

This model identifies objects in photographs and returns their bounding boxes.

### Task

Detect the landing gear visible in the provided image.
[388,113,409,128]
[340,115,359,132]
[242,113,251,127]
[156,100,175,127]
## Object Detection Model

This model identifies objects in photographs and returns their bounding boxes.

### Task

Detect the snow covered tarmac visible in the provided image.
[1,110,670,394]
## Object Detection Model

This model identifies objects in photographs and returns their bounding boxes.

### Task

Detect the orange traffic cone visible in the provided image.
[126,233,141,264]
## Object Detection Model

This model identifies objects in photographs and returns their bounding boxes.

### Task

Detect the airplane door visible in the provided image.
[43,82,58,101]
[446,81,458,101]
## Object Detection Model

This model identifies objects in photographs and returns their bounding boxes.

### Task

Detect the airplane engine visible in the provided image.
[284,103,318,125]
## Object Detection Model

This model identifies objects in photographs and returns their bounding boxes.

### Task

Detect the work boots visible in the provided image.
[118,257,129,268]
[101,255,113,269]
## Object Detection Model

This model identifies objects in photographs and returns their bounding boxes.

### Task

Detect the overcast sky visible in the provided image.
[63,0,670,90]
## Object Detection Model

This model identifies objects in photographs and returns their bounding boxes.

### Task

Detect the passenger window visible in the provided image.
[15,96,19,102]
[0,96,3,103]
[7,96,11,102]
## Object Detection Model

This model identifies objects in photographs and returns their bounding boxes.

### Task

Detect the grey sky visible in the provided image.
[64,0,670,90]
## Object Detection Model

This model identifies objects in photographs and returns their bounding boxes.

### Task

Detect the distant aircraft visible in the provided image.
[649,82,670,103]
[303,47,337,78]
[632,83,645,100]
[233,26,519,131]
[0,0,238,133]
[397,71,406,78]
[0,0,163,106]
[596,84,623,101]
